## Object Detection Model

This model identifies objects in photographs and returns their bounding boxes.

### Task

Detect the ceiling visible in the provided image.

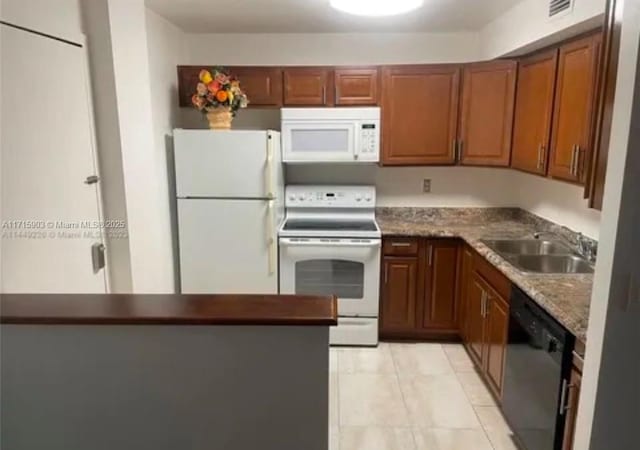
[145,0,526,33]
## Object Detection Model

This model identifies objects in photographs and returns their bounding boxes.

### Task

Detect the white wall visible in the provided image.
[286,165,515,207]
[576,0,640,446]
[183,32,481,66]
[145,8,188,290]
[510,171,601,239]
[480,0,606,59]
[1,0,84,43]
[83,0,174,293]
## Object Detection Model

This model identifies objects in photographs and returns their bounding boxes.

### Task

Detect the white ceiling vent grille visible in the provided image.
[549,0,572,17]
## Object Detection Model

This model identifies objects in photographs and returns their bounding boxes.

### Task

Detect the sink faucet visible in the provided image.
[533,231,598,263]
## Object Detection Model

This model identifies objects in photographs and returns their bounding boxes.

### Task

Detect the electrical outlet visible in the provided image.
[423,179,431,193]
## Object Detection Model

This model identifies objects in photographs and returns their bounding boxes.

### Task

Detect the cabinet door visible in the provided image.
[334,67,379,105]
[381,65,460,165]
[459,246,474,343]
[422,241,459,331]
[511,50,558,175]
[466,275,486,366]
[380,257,418,333]
[485,292,509,397]
[549,34,600,183]
[228,67,283,107]
[562,366,583,450]
[283,68,332,106]
[459,61,517,167]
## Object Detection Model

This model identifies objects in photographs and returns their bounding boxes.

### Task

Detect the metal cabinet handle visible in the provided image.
[480,291,486,317]
[428,245,434,266]
[570,145,579,177]
[322,86,326,105]
[559,379,569,416]
[384,263,389,284]
[391,242,411,247]
[452,140,458,161]
[537,144,544,170]
[458,140,464,161]
[574,145,582,178]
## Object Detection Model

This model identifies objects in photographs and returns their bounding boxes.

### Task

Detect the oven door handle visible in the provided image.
[280,238,381,248]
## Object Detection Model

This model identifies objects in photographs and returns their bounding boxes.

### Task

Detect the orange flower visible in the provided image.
[208,81,221,93]
[215,90,228,102]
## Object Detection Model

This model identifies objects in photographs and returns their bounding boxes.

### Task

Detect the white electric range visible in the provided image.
[279,185,381,346]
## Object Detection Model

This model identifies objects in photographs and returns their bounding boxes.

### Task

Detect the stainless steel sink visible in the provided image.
[481,239,594,274]
[482,239,571,255]
[506,255,594,274]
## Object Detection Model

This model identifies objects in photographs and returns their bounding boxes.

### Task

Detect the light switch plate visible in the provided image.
[423,179,431,193]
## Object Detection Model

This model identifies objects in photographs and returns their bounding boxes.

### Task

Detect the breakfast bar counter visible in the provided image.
[1,293,336,450]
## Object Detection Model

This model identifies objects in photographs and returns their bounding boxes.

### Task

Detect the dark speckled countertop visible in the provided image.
[377,207,593,353]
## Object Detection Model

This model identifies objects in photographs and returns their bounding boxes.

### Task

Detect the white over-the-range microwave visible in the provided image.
[281,107,380,163]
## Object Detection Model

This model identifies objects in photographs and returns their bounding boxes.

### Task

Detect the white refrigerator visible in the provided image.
[174,130,283,294]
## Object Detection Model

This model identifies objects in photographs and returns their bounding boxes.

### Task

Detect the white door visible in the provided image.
[178,198,278,294]
[279,238,381,316]
[173,130,281,199]
[1,25,107,293]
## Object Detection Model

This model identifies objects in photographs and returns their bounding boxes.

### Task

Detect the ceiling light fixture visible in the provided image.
[330,0,424,17]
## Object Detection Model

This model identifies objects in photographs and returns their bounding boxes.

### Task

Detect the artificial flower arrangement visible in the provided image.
[192,67,248,129]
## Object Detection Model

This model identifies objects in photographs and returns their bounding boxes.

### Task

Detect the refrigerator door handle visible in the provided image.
[267,199,276,275]
[265,135,275,199]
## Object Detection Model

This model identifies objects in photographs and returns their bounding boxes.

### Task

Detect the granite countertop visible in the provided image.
[377,207,593,352]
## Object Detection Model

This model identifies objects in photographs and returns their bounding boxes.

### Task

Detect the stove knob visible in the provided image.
[298,194,305,201]
[288,195,296,202]
[365,195,372,202]
[355,194,362,202]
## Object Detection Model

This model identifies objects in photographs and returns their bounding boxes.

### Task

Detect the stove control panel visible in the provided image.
[286,185,376,208]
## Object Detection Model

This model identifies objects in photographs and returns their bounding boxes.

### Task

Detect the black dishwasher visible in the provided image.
[502,287,575,450]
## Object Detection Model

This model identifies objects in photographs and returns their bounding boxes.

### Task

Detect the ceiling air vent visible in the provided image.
[549,0,572,17]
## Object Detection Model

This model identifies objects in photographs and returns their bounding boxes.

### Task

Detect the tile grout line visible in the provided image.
[444,345,497,450]
[388,343,421,450]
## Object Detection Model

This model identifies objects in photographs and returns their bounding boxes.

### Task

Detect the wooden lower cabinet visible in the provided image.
[380,256,418,333]
[380,238,459,338]
[466,274,487,365]
[460,246,512,400]
[484,289,509,395]
[422,241,460,331]
[562,356,584,450]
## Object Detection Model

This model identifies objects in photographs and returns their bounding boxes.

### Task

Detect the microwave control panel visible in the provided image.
[359,123,379,157]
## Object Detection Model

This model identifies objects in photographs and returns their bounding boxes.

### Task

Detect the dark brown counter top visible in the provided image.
[376,207,594,352]
[0,294,338,326]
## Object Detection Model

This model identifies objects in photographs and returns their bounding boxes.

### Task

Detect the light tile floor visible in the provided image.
[330,342,519,450]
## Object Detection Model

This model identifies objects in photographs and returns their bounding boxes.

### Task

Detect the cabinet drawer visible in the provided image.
[383,238,419,255]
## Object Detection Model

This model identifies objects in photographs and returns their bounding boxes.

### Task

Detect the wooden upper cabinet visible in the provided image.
[459,61,517,167]
[511,50,559,175]
[334,67,379,105]
[549,34,601,183]
[381,65,461,165]
[177,66,282,107]
[283,68,333,106]
[422,241,459,331]
[380,257,418,333]
[227,67,283,107]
